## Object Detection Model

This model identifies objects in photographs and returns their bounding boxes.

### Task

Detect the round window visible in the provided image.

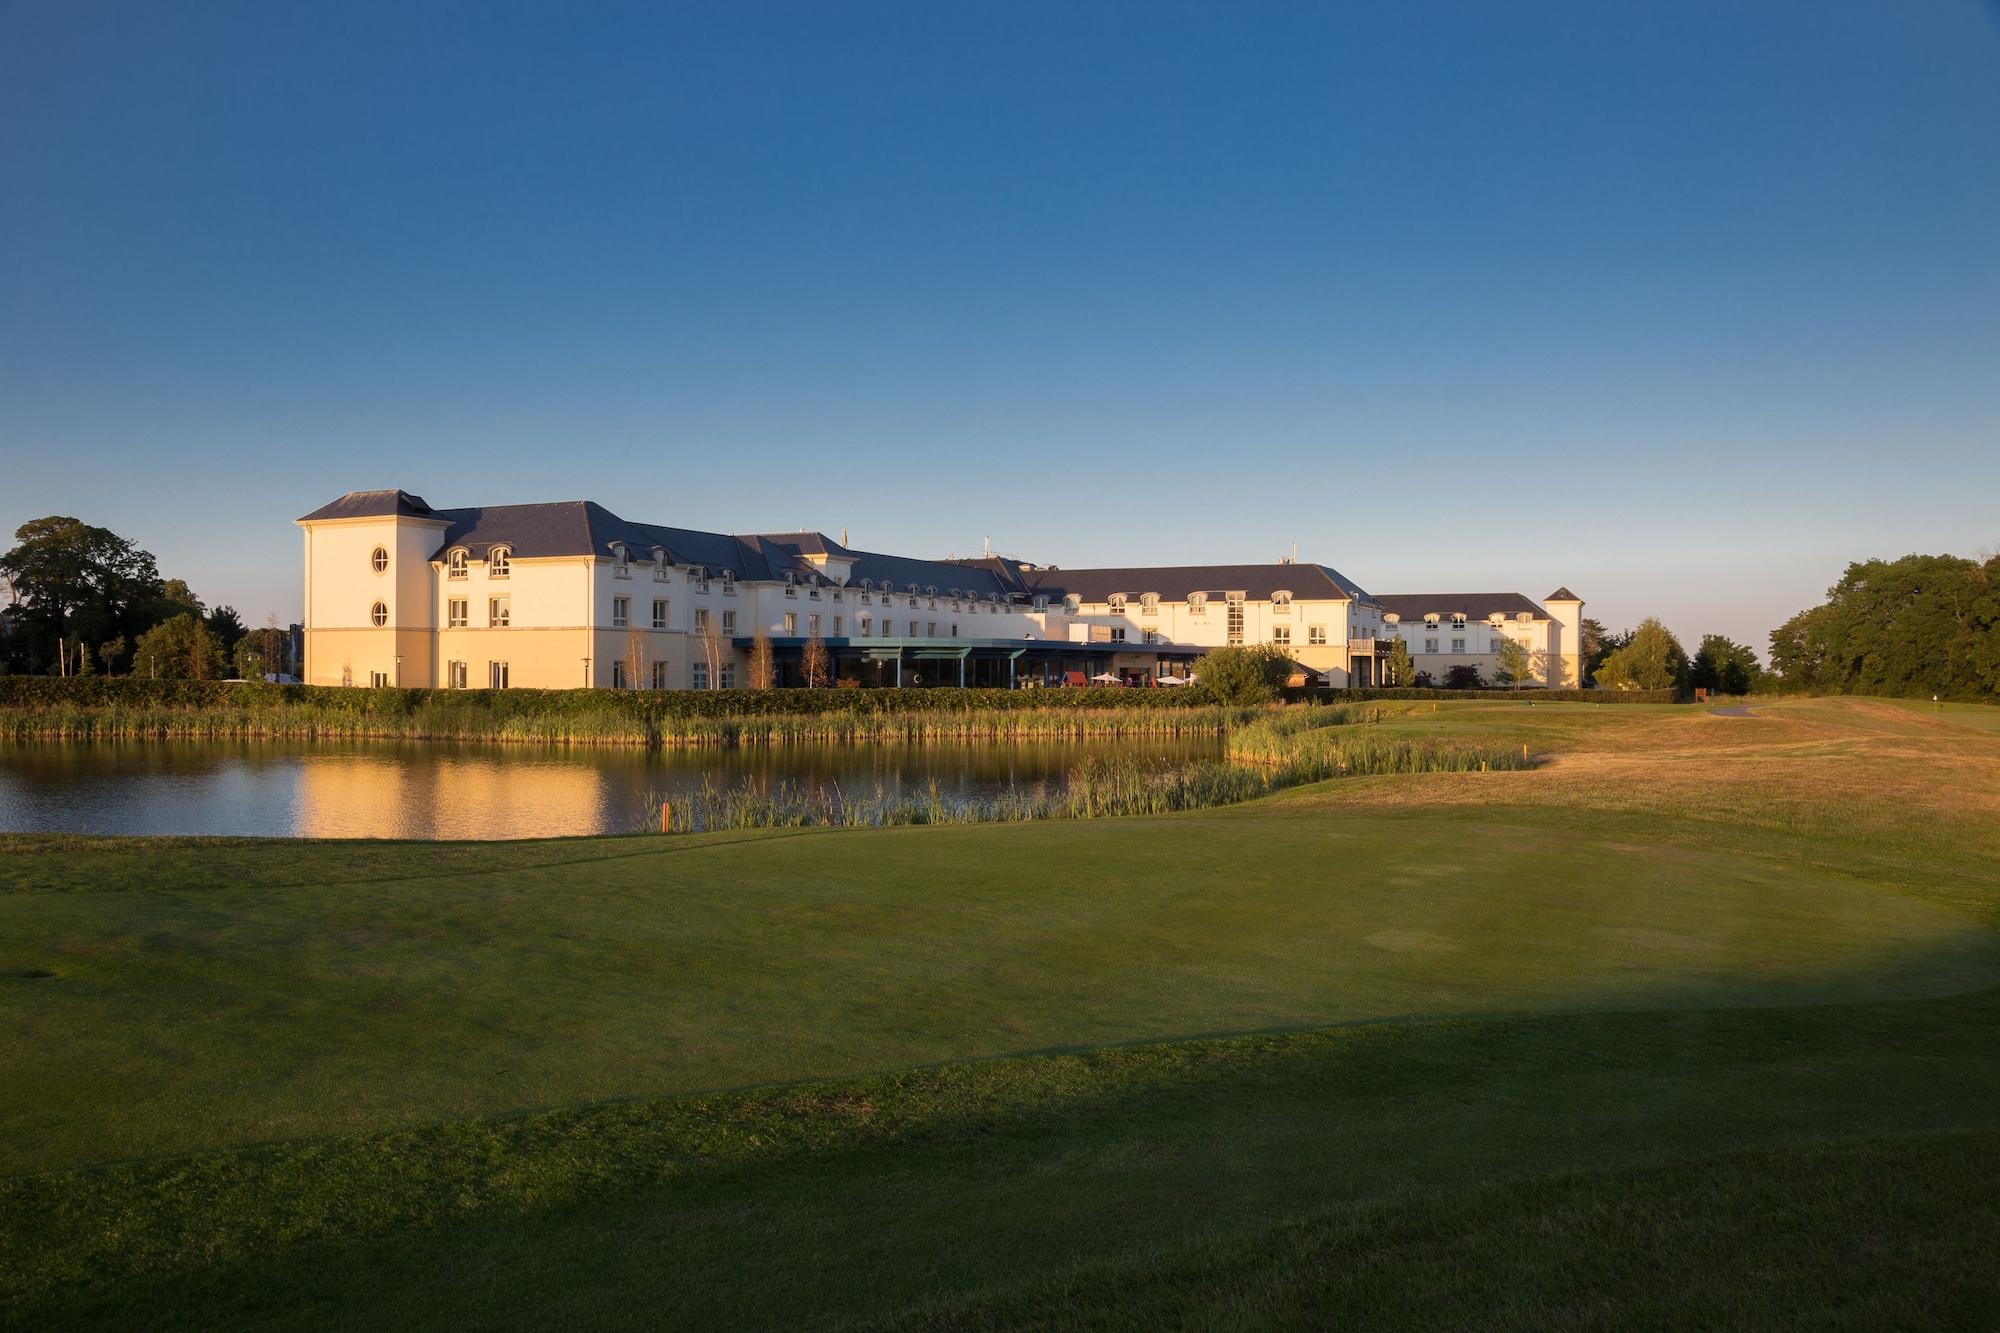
[371,601,389,627]
[371,546,389,573]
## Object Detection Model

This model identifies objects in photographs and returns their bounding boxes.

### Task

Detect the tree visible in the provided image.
[1383,637,1415,687]
[800,632,830,688]
[697,618,728,689]
[1443,663,1484,689]
[620,628,646,690]
[1193,644,1293,705]
[1579,617,1615,683]
[131,613,224,680]
[1767,553,2000,698]
[205,605,247,657]
[1411,670,1436,688]
[1592,617,1687,692]
[0,516,163,674]
[1689,634,1763,695]
[748,630,776,689]
[98,635,128,676]
[1492,637,1531,687]
[234,626,289,681]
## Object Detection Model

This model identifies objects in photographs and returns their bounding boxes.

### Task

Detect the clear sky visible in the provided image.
[4,1,1997,654]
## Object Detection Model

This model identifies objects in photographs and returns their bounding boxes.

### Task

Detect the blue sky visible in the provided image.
[4,1,1997,653]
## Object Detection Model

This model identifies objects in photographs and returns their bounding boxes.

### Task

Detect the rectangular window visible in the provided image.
[1226,593,1245,645]
[784,612,798,635]
[488,661,510,689]
[612,661,629,689]
[612,597,630,629]
[1272,626,1290,645]
[691,661,710,690]
[1308,625,1327,645]
[808,613,820,636]
[860,616,871,637]
[1110,627,1127,642]
[926,621,937,637]
[1425,638,1439,654]
[694,607,710,631]
[720,662,736,687]
[652,599,668,629]
[721,609,736,634]
[909,620,919,637]
[1490,637,1502,652]
[651,661,669,690]
[1143,628,1159,644]
[1452,637,1466,653]
[369,670,389,689]
[448,660,467,689]
[833,616,843,636]
[447,599,468,629]
[488,597,510,628]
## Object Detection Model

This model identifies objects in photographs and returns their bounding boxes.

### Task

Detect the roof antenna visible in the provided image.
[983,534,992,558]
[841,528,848,547]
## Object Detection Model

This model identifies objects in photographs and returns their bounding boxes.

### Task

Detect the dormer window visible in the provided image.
[783,573,798,598]
[489,547,511,579]
[721,570,736,594]
[907,583,919,607]
[1107,594,1126,615]
[652,547,669,580]
[1063,594,1081,614]
[1140,593,1158,617]
[1272,591,1292,615]
[1517,611,1533,623]
[1425,614,1441,628]
[1032,595,1049,613]
[1189,592,1207,615]
[691,565,709,593]
[1450,614,1466,629]
[446,549,468,580]
[611,544,632,578]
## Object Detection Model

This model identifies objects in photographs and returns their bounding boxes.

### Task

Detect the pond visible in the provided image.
[0,736,1224,840]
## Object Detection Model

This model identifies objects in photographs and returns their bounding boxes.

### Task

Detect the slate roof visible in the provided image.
[1375,593,1549,623]
[1013,563,1373,604]
[296,489,442,522]
[1545,586,1582,602]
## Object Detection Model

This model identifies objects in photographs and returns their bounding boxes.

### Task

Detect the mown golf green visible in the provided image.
[4,697,1998,1328]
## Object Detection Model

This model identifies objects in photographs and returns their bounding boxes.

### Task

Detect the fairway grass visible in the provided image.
[4,696,1999,1327]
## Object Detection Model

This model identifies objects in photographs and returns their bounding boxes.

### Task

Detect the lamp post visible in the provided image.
[582,657,592,687]
[394,655,402,688]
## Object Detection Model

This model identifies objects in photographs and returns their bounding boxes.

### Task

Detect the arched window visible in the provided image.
[370,601,389,627]
[1063,594,1081,614]
[1140,593,1158,617]
[1272,590,1292,614]
[446,549,467,579]
[1188,592,1207,614]
[370,546,389,574]
[1032,595,1049,613]
[489,547,511,578]
[612,544,631,578]
[1107,594,1126,615]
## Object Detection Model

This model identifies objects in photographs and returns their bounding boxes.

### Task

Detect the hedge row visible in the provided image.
[0,677,1223,717]
[1305,687,1680,705]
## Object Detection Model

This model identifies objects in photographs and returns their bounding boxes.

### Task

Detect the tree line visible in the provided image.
[1767,551,1999,699]
[0,516,288,680]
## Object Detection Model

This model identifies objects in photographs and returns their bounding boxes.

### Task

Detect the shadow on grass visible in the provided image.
[9,974,2000,1330]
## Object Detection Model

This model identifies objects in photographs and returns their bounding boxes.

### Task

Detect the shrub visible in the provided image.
[1194,645,1296,705]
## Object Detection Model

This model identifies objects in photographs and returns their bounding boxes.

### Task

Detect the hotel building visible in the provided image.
[298,490,1583,690]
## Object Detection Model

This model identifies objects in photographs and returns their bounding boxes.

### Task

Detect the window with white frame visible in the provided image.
[1308,625,1327,645]
[1110,627,1126,642]
[447,549,467,579]
[370,546,389,574]
[489,548,510,578]
[651,661,669,690]
[1032,595,1048,612]
[370,670,389,688]
[488,596,510,627]
[652,599,668,629]
[1425,637,1439,653]
[1226,592,1245,645]
[1272,625,1291,645]
[1272,590,1292,615]
[691,661,709,689]
[1451,614,1466,629]
[721,609,736,633]
[721,570,735,594]
[784,612,798,635]
[1143,628,1159,644]
[783,573,798,598]
[807,613,820,636]
[1188,592,1206,615]
[720,662,736,687]
[926,621,937,637]
[692,566,710,592]
[612,597,629,628]
[371,601,389,627]
[612,661,629,688]
[488,660,510,688]
[652,549,669,580]
[1141,593,1158,617]
[448,660,467,689]
[1490,637,1502,652]
[860,615,871,636]
[1063,594,1080,614]
[1452,637,1466,653]
[833,616,843,635]
[613,545,631,578]
[447,598,468,628]
[1108,594,1126,615]
[909,620,919,636]
[693,606,710,630]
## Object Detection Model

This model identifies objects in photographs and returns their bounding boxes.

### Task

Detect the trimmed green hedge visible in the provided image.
[0,676,1221,719]
[1306,687,1680,705]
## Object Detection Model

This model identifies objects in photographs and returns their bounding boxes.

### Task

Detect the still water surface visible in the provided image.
[0,737,1222,840]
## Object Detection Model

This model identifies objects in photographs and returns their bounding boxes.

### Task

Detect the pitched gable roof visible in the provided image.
[297,489,441,522]
[1017,563,1371,604]
[1375,593,1548,623]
